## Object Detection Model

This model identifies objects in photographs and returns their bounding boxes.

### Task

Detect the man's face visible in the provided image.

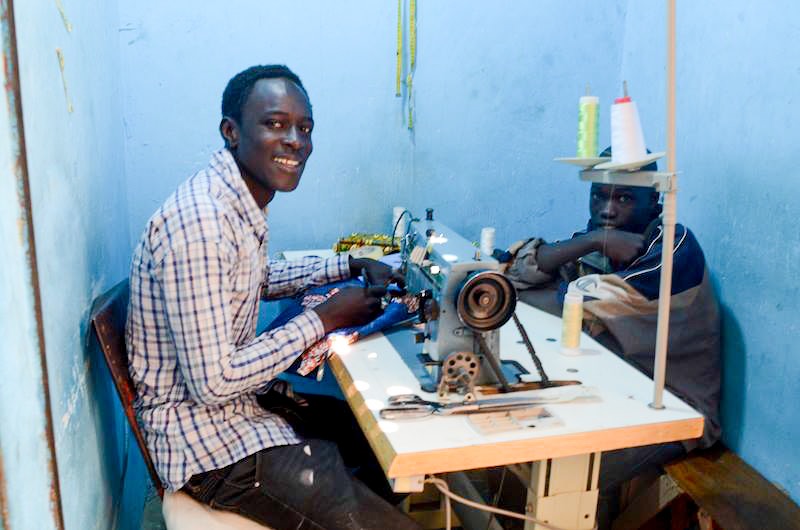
[589,183,658,233]
[224,77,313,202]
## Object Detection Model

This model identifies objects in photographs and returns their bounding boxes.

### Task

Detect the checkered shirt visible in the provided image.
[126,149,350,491]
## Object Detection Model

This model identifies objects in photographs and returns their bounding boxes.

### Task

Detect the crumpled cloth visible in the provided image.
[267,279,417,376]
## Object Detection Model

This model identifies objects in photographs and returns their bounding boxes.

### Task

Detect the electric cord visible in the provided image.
[424,475,590,530]
[391,208,415,247]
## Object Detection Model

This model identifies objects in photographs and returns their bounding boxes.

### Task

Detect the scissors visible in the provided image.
[379,394,545,420]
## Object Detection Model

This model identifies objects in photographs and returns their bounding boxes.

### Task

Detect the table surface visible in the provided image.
[327,301,703,480]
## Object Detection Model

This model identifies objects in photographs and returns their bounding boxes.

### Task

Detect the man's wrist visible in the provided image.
[348,256,367,278]
[585,230,604,253]
[312,305,338,334]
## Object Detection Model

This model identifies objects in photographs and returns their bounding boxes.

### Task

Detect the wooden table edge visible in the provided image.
[329,352,702,479]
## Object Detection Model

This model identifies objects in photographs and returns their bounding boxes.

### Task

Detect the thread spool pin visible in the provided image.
[480,227,495,257]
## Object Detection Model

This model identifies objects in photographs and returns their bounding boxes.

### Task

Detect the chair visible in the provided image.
[90,280,271,530]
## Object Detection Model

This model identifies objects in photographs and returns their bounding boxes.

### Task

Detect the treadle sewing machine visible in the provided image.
[397,209,579,399]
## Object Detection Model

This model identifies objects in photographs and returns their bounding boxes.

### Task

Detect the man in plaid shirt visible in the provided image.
[127,65,419,529]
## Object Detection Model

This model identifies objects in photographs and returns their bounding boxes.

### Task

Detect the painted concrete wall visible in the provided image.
[12,1,148,529]
[620,1,800,503]
[119,1,625,255]
[0,6,61,529]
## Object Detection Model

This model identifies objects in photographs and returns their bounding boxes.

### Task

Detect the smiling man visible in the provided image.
[504,151,721,529]
[126,65,419,529]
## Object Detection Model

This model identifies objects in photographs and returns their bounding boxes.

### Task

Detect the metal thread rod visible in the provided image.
[476,333,512,392]
[651,0,677,409]
[511,313,550,385]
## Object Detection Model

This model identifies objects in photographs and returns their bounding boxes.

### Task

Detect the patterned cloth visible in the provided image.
[269,281,417,376]
[126,149,350,491]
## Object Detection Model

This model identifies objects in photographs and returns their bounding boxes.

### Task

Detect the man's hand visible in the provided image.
[313,286,387,333]
[349,257,405,291]
[591,229,646,267]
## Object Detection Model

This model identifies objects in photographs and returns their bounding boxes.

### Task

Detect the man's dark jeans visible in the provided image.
[182,391,420,529]
[182,439,420,529]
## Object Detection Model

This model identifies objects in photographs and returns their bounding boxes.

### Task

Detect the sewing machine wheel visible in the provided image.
[456,271,517,331]
[441,351,480,394]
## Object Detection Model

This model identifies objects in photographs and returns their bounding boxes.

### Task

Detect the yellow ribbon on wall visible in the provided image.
[395,0,402,97]
[395,0,417,129]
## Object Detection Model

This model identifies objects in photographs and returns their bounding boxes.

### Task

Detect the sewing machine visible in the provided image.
[399,209,525,397]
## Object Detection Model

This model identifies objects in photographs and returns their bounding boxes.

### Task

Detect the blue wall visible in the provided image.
[119,1,626,254]
[620,1,800,502]
[12,0,148,529]
[0,7,61,528]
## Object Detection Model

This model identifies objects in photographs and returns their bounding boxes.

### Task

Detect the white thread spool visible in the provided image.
[392,206,407,238]
[610,83,647,164]
[560,287,583,355]
[480,227,496,257]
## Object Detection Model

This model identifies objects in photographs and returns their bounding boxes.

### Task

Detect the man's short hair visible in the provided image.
[221,65,308,124]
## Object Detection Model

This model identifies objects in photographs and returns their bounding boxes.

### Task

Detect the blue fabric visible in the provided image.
[266,279,415,377]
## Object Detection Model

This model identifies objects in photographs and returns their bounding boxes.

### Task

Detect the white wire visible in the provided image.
[425,476,586,530]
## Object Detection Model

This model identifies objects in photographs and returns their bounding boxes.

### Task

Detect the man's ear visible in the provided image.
[220,117,239,149]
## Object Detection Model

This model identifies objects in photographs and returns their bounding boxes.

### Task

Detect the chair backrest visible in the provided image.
[90,279,163,496]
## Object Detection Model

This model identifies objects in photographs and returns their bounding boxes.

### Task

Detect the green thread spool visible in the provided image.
[576,94,599,158]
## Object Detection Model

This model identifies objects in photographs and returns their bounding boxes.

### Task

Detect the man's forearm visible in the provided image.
[265,254,350,299]
[535,232,600,274]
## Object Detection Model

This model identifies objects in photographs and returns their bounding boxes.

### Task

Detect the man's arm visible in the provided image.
[266,254,404,300]
[265,254,351,299]
[162,240,327,405]
[537,230,646,274]
[535,232,600,274]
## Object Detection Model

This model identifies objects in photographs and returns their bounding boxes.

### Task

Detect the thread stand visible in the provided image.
[579,169,677,193]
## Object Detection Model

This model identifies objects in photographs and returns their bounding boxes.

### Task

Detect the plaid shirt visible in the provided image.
[126,149,350,491]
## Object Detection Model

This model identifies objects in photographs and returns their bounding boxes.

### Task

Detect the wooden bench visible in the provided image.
[613,444,800,530]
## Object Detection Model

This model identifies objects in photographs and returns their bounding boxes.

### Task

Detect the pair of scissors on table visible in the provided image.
[379,394,545,420]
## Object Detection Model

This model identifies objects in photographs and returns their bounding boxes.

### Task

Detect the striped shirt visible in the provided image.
[126,149,349,491]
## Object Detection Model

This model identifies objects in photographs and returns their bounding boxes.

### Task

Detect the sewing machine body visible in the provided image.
[401,216,519,392]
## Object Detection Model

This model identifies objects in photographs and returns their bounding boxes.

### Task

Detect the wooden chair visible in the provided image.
[90,279,271,530]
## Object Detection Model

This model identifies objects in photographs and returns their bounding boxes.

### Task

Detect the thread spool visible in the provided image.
[610,81,647,164]
[561,288,583,355]
[392,206,407,238]
[576,85,599,158]
[480,227,496,257]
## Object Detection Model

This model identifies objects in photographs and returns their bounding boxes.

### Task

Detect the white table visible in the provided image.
[327,301,703,529]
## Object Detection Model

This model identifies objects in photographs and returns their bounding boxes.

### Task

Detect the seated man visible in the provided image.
[126,64,419,529]
[504,152,721,529]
